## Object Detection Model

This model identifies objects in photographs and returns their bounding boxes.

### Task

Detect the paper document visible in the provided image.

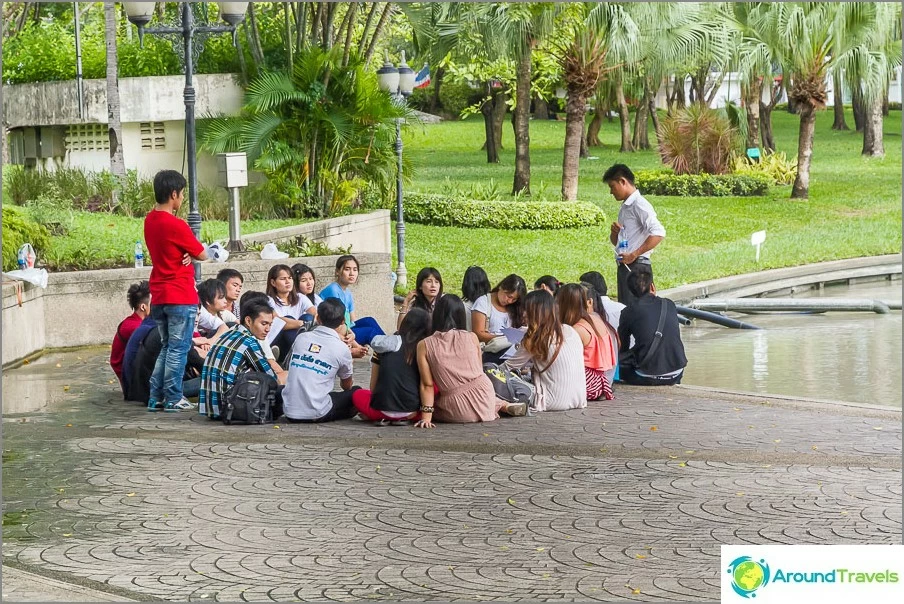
[499,345,517,360]
[265,315,286,346]
[502,327,525,345]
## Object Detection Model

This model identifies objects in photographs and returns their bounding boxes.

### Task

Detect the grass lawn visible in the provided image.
[400,108,902,292]
[42,213,300,271]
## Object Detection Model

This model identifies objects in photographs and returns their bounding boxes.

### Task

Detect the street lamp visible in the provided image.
[376,51,415,290]
[123,2,248,283]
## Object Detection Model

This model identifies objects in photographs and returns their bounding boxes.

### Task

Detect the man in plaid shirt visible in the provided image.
[200,298,286,419]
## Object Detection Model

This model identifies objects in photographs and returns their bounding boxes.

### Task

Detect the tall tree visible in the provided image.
[831,71,849,130]
[557,3,638,201]
[104,1,125,203]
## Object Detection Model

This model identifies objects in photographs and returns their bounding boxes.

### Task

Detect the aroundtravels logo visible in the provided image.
[727,556,771,598]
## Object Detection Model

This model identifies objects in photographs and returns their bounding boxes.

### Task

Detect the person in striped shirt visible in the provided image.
[199,298,287,419]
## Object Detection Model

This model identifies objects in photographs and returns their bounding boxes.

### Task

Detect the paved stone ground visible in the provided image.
[1,348,901,602]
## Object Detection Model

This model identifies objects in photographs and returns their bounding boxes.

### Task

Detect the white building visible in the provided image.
[2,73,244,186]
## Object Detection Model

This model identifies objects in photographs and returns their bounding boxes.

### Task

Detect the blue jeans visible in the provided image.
[149,304,197,406]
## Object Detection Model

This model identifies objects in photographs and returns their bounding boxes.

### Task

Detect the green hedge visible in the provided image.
[635,170,771,197]
[394,193,606,229]
[2,206,51,272]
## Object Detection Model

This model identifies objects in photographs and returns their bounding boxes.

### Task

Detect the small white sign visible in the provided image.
[751,230,766,261]
[722,545,904,603]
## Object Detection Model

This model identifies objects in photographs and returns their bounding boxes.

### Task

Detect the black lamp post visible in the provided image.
[376,51,415,290]
[123,2,248,283]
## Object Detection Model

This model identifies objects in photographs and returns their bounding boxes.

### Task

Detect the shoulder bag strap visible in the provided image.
[637,298,669,370]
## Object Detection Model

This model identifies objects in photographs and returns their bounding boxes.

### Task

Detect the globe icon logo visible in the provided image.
[727,556,771,598]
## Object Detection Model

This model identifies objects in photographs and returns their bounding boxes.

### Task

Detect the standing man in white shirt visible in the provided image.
[604,164,666,307]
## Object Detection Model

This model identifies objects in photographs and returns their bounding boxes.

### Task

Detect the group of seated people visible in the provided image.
[111,254,687,427]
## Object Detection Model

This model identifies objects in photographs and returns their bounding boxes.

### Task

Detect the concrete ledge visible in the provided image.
[242,210,391,256]
[1,563,140,602]
[2,253,393,368]
[661,254,903,304]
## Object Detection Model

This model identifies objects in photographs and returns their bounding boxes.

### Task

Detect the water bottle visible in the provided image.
[134,241,144,268]
[616,227,630,262]
[16,246,26,270]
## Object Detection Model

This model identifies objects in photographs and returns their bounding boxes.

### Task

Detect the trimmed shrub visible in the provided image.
[390,193,605,229]
[635,171,770,197]
[2,206,51,271]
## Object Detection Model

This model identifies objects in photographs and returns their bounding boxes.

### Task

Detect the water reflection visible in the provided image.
[681,280,902,407]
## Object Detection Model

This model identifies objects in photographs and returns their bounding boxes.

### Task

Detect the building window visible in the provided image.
[65,124,109,152]
[140,121,166,150]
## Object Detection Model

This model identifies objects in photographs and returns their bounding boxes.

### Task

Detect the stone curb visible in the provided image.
[1,562,146,602]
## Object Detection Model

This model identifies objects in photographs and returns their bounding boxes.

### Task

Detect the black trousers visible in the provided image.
[616,259,653,307]
[619,365,683,386]
[285,386,361,423]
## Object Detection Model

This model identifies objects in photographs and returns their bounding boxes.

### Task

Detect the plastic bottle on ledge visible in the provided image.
[134,241,144,268]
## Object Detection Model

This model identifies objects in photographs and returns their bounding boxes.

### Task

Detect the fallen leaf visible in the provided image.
[736,492,744,496]
[507,498,516,505]
[649,426,658,431]
[58,488,64,493]
[536,547,545,552]
[126,493,136,497]
[273,425,280,429]
[55,363,61,368]
[23,359,30,365]
[483,433,489,437]
[62,533,72,537]
[500,546,508,550]
[108,380,115,384]
[684,450,695,454]
[65,424,72,428]
[733,407,741,411]
[773,439,781,443]
[668,455,678,459]
[633,589,642,594]
[678,462,687,467]
[873,426,883,431]
[840,511,848,515]
[63,386,70,392]
[811,445,818,450]
[635,554,646,559]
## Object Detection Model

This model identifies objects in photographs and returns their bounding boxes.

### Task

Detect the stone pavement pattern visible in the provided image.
[2,349,901,602]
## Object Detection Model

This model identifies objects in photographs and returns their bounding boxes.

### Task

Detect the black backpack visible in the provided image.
[222,371,277,425]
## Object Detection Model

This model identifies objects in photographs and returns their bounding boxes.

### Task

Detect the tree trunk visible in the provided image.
[533,95,549,120]
[649,98,662,148]
[340,2,358,66]
[586,110,603,146]
[359,2,378,56]
[632,83,650,150]
[104,1,125,204]
[491,87,507,151]
[283,2,294,72]
[831,72,849,130]
[481,94,499,164]
[364,3,393,69]
[428,66,445,113]
[322,2,337,49]
[745,79,762,149]
[791,104,816,199]
[247,2,266,69]
[512,48,532,195]
[862,93,885,157]
[615,78,634,152]
[310,3,323,49]
[882,86,889,116]
[851,82,865,132]
[561,90,586,201]
[579,116,589,158]
[759,101,775,153]
[787,95,799,114]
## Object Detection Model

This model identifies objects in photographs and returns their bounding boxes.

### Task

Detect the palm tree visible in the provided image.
[557,3,638,201]
[744,3,894,199]
[201,47,410,217]
[482,3,557,195]
[833,2,902,157]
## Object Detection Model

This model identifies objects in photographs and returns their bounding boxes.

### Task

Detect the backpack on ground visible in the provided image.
[484,362,536,410]
[222,371,277,425]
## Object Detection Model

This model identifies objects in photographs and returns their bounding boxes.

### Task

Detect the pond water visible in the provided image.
[680,279,902,407]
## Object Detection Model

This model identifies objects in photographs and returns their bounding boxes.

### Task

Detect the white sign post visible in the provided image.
[751,230,766,262]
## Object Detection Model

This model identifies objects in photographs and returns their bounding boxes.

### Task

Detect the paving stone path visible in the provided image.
[2,349,901,602]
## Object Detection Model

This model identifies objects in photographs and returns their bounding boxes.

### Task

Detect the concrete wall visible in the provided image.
[1,253,394,368]
[2,74,244,129]
[242,210,392,256]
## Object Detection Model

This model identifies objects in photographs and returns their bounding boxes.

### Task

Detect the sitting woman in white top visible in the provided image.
[265,264,310,364]
[281,298,361,423]
[397,267,443,328]
[291,263,323,324]
[197,279,231,340]
[460,265,491,331]
[471,273,527,364]
[505,290,586,412]
[319,255,385,347]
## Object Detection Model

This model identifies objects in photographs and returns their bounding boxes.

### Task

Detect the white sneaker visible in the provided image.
[164,398,194,412]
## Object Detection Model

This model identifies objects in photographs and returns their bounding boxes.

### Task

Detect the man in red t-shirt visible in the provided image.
[144,170,208,412]
[110,280,151,395]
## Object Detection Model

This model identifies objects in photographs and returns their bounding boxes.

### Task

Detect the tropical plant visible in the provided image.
[555,3,638,201]
[658,104,738,175]
[731,151,798,186]
[200,46,412,218]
